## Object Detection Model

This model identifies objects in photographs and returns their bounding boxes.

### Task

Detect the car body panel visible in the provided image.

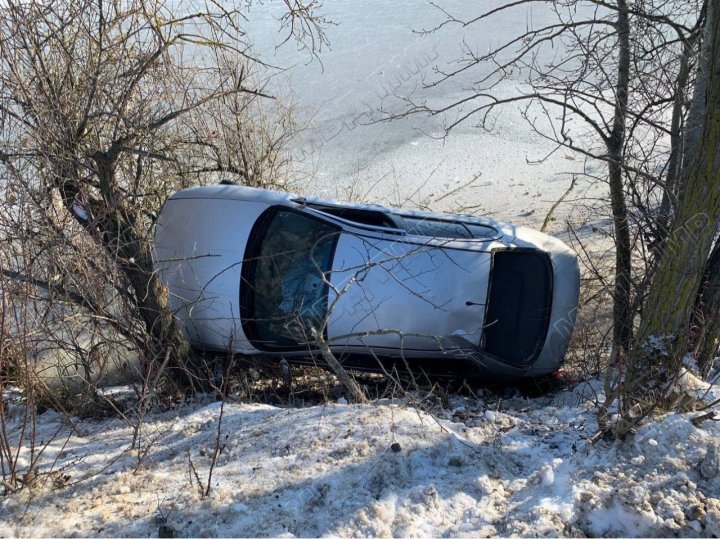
[510,226,580,376]
[154,196,268,351]
[327,232,495,353]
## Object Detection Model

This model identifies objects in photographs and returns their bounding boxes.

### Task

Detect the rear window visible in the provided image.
[483,250,553,366]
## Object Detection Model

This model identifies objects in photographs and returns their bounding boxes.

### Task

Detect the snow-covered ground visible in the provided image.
[2,373,720,537]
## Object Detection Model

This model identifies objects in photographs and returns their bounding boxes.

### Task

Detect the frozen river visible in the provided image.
[244,0,604,229]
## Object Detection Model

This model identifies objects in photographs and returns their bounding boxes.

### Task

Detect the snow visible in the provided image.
[2,383,720,537]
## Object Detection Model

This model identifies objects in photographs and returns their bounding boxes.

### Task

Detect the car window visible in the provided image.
[304,202,398,229]
[400,216,496,240]
[246,209,339,348]
[465,223,497,238]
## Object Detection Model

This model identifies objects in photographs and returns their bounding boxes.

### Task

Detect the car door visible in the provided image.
[326,231,493,357]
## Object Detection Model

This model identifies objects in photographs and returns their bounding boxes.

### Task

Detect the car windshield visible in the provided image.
[244,209,339,348]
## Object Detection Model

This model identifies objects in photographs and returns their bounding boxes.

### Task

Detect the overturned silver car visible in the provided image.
[153,185,580,379]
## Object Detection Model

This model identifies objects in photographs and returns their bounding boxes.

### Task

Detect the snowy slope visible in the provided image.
[2,377,720,537]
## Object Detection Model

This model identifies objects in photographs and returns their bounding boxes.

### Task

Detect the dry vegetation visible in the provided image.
[2,0,720,505]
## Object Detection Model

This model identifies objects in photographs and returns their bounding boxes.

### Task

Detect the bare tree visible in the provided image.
[618,0,720,428]
[382,0,705,365]
[685,2,720,373]
[0,0,325,392]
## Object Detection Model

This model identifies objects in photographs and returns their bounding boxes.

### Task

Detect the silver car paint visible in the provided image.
[327,232,496,353]
[154,196,267,351]
[153,185,580,377]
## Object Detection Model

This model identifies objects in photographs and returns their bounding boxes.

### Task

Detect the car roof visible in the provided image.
[168,185,496,224]
[169,184,406,216]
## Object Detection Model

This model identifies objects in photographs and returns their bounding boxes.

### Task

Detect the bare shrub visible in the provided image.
[0,0,325,416]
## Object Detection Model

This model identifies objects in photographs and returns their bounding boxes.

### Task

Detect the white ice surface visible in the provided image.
[245,0,607,232]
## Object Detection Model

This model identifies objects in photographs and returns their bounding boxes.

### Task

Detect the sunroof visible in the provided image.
[401,217,497,239]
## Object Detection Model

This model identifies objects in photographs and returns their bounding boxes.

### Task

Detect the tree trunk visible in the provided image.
[694,240,720,373]
[657,28,703,238]
[608,0,634,363]
[624,0,720,406]
[679,0,714,206]
[58,151,192,388]
[691,2,720,376]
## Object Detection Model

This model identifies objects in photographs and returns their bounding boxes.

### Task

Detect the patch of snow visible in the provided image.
[2,381,720,537]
